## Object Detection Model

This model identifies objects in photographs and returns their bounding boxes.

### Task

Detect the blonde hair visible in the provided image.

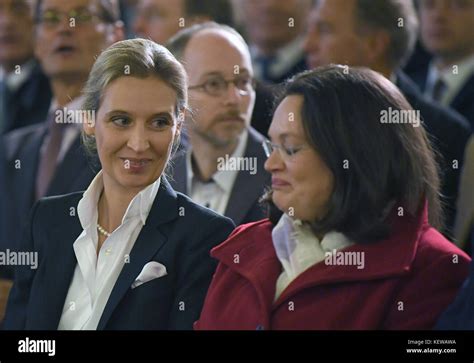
[81,38,188,158]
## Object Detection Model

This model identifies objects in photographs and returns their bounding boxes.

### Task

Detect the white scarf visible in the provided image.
[272,213,353,301]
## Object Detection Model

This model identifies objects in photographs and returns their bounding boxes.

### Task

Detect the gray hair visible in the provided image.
[354,0,419,69]
[82,38,188,159]
[166,21,250,62]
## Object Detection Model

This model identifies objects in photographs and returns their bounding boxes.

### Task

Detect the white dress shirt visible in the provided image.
[186,130,248,215]
[425,54,474,106]
[272,213,353,301]
[58,171,160,330]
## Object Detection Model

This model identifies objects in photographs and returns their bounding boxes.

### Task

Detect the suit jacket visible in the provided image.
[1,124,97,278]
[1,61,52,134]
[453,136,474,249]
[396,71,472,234]
[409,67,474,131]
[169,127,271,226]
[3,178,235,330]
[262,56,307,85]
[0,143,7,277]
[196,205,471,330]
[251,81,276,137]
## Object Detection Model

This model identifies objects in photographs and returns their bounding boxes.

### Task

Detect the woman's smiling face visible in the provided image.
[84,76,180,193]
[265,95,335,222]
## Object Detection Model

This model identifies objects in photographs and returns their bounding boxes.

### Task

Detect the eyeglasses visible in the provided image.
[188,75,256,97]
[37,8,103,27]
[262,139,308,160]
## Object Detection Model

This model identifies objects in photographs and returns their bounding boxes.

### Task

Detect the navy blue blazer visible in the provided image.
[2,61,52,134]
[3,177,235,330]
[396,71,472,234]
[169,127,271,227]
[1,125,97,278]
[409,67,474,131]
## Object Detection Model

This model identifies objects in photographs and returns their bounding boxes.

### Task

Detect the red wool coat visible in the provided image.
[195,207,471,330]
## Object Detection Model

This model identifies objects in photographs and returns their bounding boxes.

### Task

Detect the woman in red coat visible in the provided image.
[195,65,471,330]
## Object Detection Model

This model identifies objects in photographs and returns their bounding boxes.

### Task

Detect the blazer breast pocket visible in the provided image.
[131,261,168,289]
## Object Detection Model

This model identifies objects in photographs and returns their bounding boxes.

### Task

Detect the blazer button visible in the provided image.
[256,324,264,330]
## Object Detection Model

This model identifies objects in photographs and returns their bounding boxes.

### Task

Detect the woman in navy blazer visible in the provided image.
[3,39,235,330]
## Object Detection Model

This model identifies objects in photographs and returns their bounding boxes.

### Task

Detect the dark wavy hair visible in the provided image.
[262,65,443,244]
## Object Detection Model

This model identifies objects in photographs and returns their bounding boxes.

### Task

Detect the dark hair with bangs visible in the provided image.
[262,65,443,244]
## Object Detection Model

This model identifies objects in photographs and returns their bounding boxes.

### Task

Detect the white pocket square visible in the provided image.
[131,261,168,289]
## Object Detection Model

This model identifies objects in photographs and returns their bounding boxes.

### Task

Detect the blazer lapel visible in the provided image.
[450,75,474,115]
[46,134,96,196]
[17,126,47,212]
[96,178,178,330]
[225,128,270,225]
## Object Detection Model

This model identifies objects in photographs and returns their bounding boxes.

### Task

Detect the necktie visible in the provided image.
[431,77,447,102]
[35,111,64,199]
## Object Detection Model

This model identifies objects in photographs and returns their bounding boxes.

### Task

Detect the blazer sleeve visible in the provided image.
[2,201,41,330]
[167,215,235,330]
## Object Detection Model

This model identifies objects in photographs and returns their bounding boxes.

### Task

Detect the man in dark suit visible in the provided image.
[0,0,52,134]
[410,0,474,130]
[238,0,311,84]
[1,0,124,275]
[167,23,271,226]
[303,0,472,235]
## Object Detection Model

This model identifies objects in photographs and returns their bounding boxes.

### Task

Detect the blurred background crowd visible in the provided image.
[0,0,473,324]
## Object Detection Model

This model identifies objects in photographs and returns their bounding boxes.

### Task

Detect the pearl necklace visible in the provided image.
[97,223,111,238]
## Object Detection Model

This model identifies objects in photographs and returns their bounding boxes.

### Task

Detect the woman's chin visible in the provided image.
[114,170,161,191]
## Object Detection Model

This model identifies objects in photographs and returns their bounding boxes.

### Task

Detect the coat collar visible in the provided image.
[211,203,429,309]
[40,177,179,330]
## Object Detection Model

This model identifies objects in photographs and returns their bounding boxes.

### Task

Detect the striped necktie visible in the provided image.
[35,110,65,199]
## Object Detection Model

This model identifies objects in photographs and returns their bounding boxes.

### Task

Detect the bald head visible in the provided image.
[183,28,253,82]
[168,24,256,150]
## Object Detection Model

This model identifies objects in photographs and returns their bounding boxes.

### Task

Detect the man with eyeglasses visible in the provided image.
[167,22,271,226]
[0,0,124,318]
[132,0,274,137]
[0,0,52,134]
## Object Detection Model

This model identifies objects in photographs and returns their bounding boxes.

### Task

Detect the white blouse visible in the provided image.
[58,171,160,330]
[272,213,353,301]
